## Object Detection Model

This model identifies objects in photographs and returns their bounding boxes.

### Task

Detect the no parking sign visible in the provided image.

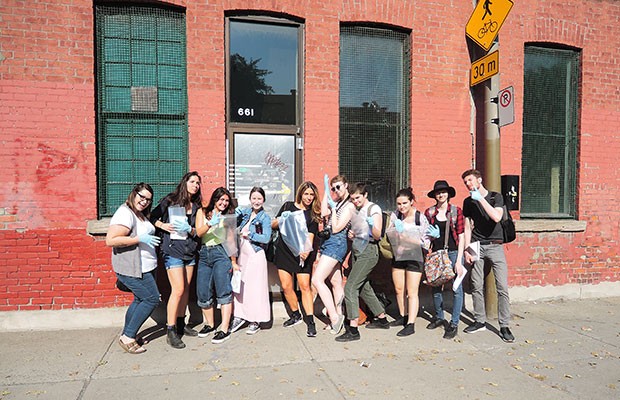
[498,86,514,127]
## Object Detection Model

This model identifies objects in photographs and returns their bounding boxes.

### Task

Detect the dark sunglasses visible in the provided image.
[136,192,153,203]
[331,184,342,192]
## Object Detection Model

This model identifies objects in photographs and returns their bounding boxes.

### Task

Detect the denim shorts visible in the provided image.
[163,254,196,270]
[319,230,348,263]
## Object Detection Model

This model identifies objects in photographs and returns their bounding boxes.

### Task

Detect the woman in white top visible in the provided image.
[106,183,161,354]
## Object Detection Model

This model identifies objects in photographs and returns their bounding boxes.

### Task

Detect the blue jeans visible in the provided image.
[116,270,160,339]
[197,244,233,308]
[431,250,464,326]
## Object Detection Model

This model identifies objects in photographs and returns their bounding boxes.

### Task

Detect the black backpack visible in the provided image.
[501,205,516,243]
[491,193,516,244]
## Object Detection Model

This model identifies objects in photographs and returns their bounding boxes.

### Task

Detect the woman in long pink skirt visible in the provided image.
[230,187,272,335]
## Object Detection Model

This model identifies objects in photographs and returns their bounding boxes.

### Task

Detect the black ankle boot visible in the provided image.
[166,326,186,349]
[176,317,185,336]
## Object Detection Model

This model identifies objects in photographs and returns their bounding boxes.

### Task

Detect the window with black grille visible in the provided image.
[521,45,580,218]
[339,26,410,211]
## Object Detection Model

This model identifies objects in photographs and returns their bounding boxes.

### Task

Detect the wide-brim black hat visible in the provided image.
[427,180,456,198]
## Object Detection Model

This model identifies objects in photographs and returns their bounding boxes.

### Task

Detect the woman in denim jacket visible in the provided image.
[229,187,272,335]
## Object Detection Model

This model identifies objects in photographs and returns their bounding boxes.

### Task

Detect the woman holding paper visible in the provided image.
[195,187,236,344]
[272,181,321,337]
[423,180,466,339]
[229,187,272,335]
[151,172,202,349]
[387,187,430,337]
[311,174,354,335]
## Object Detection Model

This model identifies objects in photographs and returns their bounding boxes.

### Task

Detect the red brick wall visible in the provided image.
[0,0,618,310]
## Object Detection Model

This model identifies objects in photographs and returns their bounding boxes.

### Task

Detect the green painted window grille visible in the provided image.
[339,26,411,211]
[95,5,188,216]
[522,45,580,218]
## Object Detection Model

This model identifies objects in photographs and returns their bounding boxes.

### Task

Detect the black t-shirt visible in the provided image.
[431,219,458,251]
[462,191,504,242]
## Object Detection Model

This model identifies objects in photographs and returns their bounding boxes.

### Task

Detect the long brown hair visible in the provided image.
[166,171,202,208]
[295,181,321,223]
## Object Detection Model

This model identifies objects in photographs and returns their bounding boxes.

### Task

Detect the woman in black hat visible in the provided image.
[423,180,466,339]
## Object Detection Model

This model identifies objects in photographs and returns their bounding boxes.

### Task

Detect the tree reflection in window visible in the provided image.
[230,54,273,123]
[228,20,298,125]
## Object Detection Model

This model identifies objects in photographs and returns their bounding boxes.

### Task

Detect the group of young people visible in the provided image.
[106,169,515,354]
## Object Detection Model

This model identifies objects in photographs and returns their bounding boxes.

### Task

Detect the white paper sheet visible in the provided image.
[168,206,188,240]
[453,268,468,291]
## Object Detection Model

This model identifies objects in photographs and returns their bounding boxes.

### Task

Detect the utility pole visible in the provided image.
[481,39,500,319]
[466,0,514,319]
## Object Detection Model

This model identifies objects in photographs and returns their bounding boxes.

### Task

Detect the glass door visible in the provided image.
[230,133,296,216]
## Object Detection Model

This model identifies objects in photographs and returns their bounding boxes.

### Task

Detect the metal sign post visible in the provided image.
[498,86,515,127]
[466,0,514,320]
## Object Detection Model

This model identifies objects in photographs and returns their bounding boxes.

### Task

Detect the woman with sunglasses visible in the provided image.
[106,183,161,354]
[151,172,202,349]
[271,181,321,337]
[311,174,354,335]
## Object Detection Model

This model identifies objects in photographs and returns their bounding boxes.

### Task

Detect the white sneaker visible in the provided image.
[230,317,246,333]
[246,322,260,335]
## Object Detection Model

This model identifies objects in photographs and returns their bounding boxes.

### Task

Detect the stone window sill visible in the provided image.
[87,218,111,235]
[515,219,586,233]
[88,219,587,235]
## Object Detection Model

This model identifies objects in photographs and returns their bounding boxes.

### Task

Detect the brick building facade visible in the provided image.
[0,0,618,311]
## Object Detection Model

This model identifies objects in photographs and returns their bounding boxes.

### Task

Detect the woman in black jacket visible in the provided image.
[151,171,202,349]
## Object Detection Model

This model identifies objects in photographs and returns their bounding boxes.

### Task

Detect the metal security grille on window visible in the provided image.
[521,46,579,218]
[95,6,188,216]
[339,26,410,211]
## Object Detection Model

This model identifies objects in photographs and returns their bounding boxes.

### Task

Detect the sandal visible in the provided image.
[118,338,146,354]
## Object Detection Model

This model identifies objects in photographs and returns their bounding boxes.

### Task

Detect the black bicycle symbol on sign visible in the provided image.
[477,19,498,39]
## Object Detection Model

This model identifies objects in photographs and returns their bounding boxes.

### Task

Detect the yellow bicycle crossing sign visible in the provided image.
[466,0,514,51]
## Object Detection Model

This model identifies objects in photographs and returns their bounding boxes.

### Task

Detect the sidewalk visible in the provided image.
[1,297,618,400]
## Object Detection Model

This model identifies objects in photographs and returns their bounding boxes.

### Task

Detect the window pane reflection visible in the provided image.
[232,133,296,216]
[230,20,298,124]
